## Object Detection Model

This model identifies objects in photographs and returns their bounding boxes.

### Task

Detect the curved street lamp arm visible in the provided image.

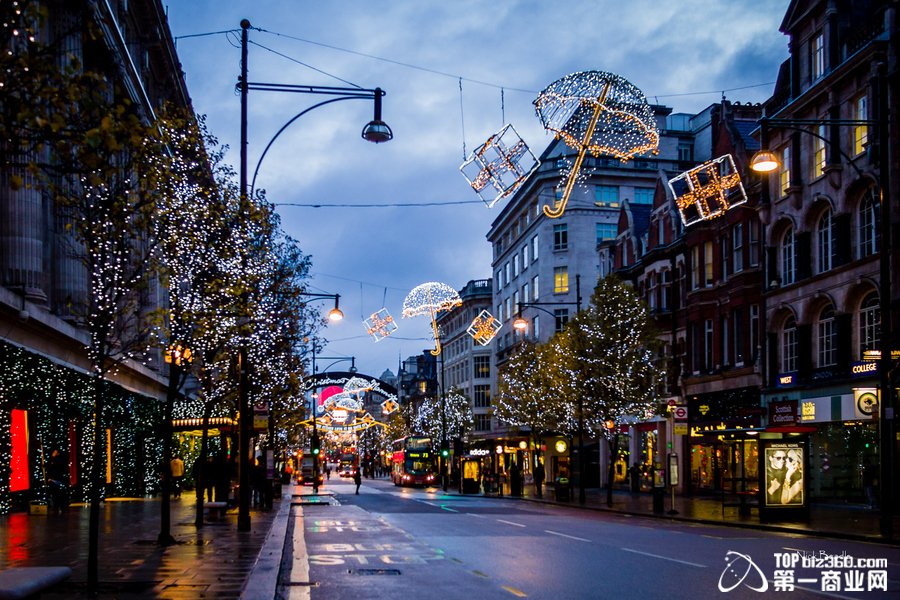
[251,97,368,197]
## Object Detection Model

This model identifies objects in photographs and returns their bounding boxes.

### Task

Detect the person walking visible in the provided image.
[353,468,362,495]
[170,454,185,499]
[46,449,69,514]
[533,459,545,498]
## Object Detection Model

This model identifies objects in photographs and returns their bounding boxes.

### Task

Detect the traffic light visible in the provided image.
[311,434,320,456]
[440,440,449,458]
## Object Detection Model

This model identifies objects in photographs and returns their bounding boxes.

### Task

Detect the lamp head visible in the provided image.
[750,150,779,173]
[362,120,393,143]
[512,316,528,331]
[327,307,344,322]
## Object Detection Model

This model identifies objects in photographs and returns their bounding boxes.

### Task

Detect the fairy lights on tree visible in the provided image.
[412,388,473,447]
[459,124,540,208]
[668,154,746,226]
[534,71,659,218]
[402,282,462,356]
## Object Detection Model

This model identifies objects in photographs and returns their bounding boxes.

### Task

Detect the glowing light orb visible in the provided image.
[668,154,746,227]
[466,309,502,346]
[402,282,462,356]
[460,124,540,208]
[364,307,397,342]
[534,71,659,218]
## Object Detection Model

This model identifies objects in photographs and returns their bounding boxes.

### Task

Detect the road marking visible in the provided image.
[545,530,590,542]
[466,513,486,518]
[502,585,528,597]
[441,505,458,513]
[472,570,489,578]
[497,519,526,528]
[621,547,706,567]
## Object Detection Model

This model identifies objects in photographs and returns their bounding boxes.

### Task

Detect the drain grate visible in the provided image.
[351,568,401,576]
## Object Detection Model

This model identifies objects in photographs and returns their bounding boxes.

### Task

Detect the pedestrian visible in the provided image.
[533,459,545,498]
[46,448,69,514]
[203,455,216,502]
[170,454,185,499]
[326,464,331,480]
[863,458,877,509]
[628,463,641,493]
[353,468,362,495]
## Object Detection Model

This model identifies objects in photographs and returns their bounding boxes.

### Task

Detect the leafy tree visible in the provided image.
[554,275,663,505]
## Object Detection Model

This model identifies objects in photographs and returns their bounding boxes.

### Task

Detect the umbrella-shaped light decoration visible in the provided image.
[534,70,659,218]
[402,282,462,356]
[668,154,746,227]
[343,376,373,398]
[466,309,502,346]
[459,124,540,208]
[364,307,398,342]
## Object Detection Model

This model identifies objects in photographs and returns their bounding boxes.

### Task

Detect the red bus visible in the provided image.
[391,436,436,486]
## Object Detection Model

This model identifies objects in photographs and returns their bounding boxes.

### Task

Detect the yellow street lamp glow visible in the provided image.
[518,441,527,450]
[328,306,344,322]
[512,316,528,331]
[750,150,779,173]
[555,440,568,453]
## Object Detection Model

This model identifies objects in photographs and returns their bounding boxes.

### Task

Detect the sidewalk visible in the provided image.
[0,491,286,598]
[467,480,898,545]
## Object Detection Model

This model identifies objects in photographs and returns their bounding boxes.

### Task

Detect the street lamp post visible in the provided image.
[237,19,390,531]
[750,78,891,537]
[512,274,583,502]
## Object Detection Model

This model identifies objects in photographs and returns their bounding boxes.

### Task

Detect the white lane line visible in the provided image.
[621,547,706,567]
[545,530,591,542]
[467,513,486,518]
[497,519,526,528]
[441,505,459,513]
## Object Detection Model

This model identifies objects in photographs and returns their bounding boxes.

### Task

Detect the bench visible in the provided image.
[0,566,72,600]
[204,501,227,521]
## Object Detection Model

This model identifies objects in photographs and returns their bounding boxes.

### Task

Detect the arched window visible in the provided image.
[782,316,798,373]
[859,190,880,258]
[816,209,834,274]
[781,226,796,285]
[859,292,880,358]
[817,305,836,367]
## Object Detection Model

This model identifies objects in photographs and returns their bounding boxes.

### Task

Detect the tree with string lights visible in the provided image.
[412,388,473,451]
[553,275,663,506]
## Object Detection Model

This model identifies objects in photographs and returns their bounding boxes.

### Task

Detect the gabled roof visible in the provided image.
[732,121,760,152]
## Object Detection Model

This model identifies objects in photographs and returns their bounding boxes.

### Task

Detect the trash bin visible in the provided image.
[555,479,570,502]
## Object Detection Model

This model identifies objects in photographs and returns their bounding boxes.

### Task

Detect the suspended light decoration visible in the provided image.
[534,70,659,218]
[466,309,502,346]
[667,154,746,227]
[459,124,540,208]
[364,307,397,342]
[402,282,462,356]
[381,399,399,415]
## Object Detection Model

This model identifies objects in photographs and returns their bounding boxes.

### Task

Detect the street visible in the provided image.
[281,477,900,599]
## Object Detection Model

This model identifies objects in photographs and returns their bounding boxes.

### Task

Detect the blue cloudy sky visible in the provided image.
[166,0,790,376]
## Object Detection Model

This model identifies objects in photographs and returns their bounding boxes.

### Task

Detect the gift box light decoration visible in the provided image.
[534,70,659,218]
[466,309,502,346]
[381,399,399,415]
[364,307,397,342]
[459,124,540,208]
[402,281,462,356]
[667,154,746,227]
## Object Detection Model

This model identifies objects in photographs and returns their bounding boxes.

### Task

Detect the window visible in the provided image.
[595,185,619,207]
[704,241,714,286]
[720,236,729,280]
[859,190,880,258]
[813,124,826,178]
[554,308,569,332]
[732,223,744,273]
[817,305,837,367]
[596,223,617,243]
[781,227,796,285]
[816,209,835,274]
[533,315,540,339]
[860,292,880,358]
[691,246,701,290]
[779,145,791,196]
[721,315,729,367]
[532,275,539,299]
[473,355,490,378]
[782,317,798,373]
[810,31,825,81]
[497,303,503,322]
[513,254,520,278]
[473,385,491,408]
[553,224,568,250]
[532,235,539,261]
[505,297,511,320]
[504,262,511,287]
[750,304,760,363]
[475,414,492,432]
[749,220,760,266]
[496,269,503,289]
[522,283,529,304]
[853,94,868,156]
[554,267,569,293]
[732,307,744,366]
[657,218,665,246]
[678,141,693,162]
[633,187,654,204]
[522,245,529,269]
[513,290,519,315]
[704,319,714,371]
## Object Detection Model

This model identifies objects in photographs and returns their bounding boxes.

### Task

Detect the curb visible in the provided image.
[240,495,293,600]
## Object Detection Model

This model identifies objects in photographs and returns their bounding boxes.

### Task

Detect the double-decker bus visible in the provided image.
[338,451,359,477]
[391,436,436,486]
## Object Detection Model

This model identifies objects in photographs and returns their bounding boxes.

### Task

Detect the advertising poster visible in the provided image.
[763,442,805,508]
